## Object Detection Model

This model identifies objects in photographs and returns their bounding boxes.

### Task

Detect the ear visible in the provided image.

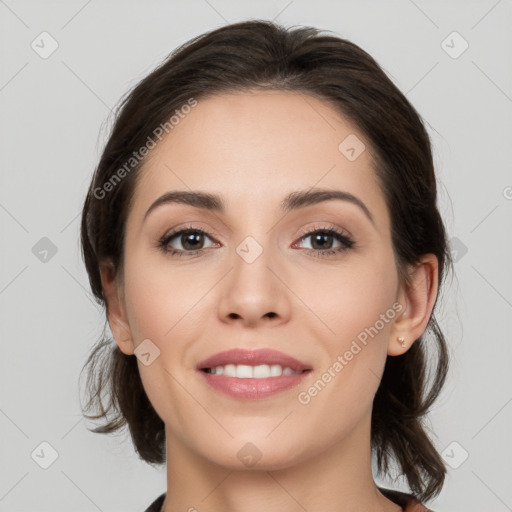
[99,260,135,356]
[387,254,439,356]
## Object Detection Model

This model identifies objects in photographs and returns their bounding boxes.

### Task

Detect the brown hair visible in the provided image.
[80,19,452,502]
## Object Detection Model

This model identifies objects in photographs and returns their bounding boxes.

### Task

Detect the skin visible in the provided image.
[100,91,438,512]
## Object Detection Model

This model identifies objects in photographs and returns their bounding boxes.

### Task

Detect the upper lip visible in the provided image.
[197,348,312,372]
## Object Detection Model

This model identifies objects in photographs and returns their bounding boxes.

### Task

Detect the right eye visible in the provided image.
[158,226,219,256]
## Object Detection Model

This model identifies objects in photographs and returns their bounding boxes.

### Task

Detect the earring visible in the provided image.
[397,337,406,348]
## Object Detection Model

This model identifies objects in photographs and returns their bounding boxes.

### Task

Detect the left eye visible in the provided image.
[293,228,354,255]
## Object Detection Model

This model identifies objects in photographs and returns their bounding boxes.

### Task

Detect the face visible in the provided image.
[108,91,407,470]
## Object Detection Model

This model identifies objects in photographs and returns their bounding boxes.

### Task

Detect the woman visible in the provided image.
[80,20,451,512]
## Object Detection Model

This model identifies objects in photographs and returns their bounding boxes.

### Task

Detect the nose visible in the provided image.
[217,241,292,328]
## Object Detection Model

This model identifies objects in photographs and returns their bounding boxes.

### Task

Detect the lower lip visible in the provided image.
[199,370,311,400]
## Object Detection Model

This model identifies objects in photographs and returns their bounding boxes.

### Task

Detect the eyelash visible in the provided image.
[157,224,355,259]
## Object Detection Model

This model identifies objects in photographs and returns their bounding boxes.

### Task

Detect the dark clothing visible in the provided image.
[144,487,434,511]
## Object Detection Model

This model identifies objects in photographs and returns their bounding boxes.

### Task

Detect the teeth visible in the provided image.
[207,364,302,378]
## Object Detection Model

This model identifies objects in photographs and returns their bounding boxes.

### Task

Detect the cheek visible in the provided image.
[304,247,399,343]
[295,248,398,410]
[120,252,209,412]
[122,251,199,341]
[121,258,196,427]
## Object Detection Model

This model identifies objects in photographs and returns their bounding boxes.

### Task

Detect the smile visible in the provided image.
[202,364,304,378]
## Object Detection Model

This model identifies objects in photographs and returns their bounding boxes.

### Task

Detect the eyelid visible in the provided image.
[160,222,220,241]
[295,222,353,241]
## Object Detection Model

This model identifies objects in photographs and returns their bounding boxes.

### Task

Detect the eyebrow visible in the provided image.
[143,188,375,225]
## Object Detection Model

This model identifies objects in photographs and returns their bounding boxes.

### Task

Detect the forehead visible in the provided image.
[128,91,389,230]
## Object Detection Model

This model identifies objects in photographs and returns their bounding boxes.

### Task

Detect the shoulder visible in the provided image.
[143,493,165,512]
[378,486,435,511]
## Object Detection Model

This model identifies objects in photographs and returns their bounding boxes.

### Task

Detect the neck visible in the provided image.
[161,413,401,512]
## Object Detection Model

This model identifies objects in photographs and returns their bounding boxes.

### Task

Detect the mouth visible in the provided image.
[201,364,310,378]
[196,348,312,400]
[197,348,312,372]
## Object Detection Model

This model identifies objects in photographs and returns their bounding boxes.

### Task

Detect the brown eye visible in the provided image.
[158,227,218,256]
[309,232,336,250]
[176,230,206,251]
[295,227,355,257]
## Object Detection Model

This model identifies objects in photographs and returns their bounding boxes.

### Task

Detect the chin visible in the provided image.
[196,435,308,472]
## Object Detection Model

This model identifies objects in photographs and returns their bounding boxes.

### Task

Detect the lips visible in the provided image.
[196,348,312,373]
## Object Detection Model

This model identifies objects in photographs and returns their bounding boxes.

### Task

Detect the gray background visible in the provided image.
[1,1,511,511]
